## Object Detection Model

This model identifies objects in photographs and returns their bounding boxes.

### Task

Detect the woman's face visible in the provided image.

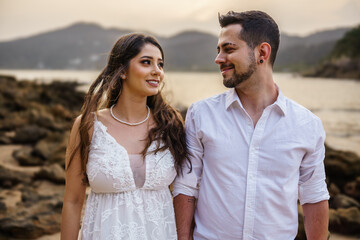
[123,43,164,98]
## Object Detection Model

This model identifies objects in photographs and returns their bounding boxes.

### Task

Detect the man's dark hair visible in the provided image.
[218,10,280,66]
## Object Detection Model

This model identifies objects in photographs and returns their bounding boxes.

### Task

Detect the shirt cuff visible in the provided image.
[299,163,330,205]
[172,182,199,199]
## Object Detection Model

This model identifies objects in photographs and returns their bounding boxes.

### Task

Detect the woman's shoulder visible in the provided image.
[95,108,111,123]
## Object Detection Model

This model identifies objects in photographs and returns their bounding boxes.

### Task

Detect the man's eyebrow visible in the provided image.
[217,42,237,51]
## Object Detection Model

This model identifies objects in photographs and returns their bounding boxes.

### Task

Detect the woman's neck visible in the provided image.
[113,93,148,123]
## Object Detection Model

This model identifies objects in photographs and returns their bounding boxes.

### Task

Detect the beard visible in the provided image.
[222,52,257,88]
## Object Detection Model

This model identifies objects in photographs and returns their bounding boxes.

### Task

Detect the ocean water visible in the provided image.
[1,69,359,155]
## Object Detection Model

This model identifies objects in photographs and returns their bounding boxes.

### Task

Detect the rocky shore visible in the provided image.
[0,75,359,239]
[303,57,360,80]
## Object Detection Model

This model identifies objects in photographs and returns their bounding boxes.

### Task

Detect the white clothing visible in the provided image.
[129,154,146,188]
[173,88,330,240]
[80,118,177,240]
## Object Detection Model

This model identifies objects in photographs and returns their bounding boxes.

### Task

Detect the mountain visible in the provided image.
[275,28,351,71]
[303,25,360,80]
[0,23,352,72]
[0,23,134,69]
[0,23,218,71]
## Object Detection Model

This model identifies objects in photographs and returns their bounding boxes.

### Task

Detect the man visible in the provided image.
[173,10,330,240]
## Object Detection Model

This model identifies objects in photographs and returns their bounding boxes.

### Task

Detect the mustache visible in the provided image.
[220,63,235,70]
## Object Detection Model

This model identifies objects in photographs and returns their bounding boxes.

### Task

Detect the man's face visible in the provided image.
[215,24,257,88]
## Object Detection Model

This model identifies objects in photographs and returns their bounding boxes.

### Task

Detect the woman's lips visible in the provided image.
[146,80,159,87]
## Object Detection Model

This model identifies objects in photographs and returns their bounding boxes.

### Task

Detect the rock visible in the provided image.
[0,135,11,144]
[0,183,63,239]
[33,132,67,165]
[0,190,22,209]
[304,57,360,80]
[0,76,84,239]
[34,164,65,184]
[344,177,360,200]
[0,112,29,131]
[12,125,48,144]
[329,208,342,232]
[0,165,31,188]
[12,146,44,166]
[39,81,85,111]
[0,211,61,239]
[33,180,65,199]
[328,183,341,198]
[50,104,74,121]
[330,194,360,209]
[325,145,360,190]
[335,207,360,235]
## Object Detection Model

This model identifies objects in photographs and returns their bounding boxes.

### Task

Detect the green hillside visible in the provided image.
[330,25,360,59]
[304,25,360,80]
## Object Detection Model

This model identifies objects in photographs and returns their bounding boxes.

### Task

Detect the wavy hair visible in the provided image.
[67,33,190,184]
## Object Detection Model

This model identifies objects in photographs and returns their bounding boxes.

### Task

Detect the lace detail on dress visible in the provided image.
[87,120,135,192]
[80,117,177,239]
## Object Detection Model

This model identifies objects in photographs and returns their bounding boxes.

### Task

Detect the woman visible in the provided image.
[61,33,189,240]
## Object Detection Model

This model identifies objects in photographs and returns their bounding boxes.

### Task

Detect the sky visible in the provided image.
[0,0,360,42]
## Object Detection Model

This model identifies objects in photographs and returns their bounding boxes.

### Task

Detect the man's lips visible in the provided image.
[220,64,234,73]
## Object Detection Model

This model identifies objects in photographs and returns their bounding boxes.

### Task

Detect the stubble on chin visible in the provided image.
[223,65,255,88]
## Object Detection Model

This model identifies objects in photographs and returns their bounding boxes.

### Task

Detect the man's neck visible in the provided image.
[235,73,278,126]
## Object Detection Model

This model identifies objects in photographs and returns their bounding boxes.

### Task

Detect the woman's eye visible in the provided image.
[141,60,151,65]
[158,62,164,68]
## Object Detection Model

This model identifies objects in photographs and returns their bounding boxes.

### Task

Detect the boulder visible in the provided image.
[330,194,360,209]
[33,132,67,165]
[329,208,342,232]
[0,135,11,144]
[0,165,31,188]
[50,104,74,121]
[12,146,44,166]
[325,145,360,190]
[328,183,341,198]
[0,183,63,239]
[0,112,29,131]
[344,177,360,201]
[12,125,48,144]
[34,164,65,184]
[333,207,360,235]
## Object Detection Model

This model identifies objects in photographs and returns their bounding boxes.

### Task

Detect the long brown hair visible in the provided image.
[67,33,190,183]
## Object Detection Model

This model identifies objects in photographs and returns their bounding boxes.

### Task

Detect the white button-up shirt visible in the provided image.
[173,88,330,240]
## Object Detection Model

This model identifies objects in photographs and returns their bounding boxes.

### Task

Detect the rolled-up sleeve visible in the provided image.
[173,104,203,199]
[298,117,330,205]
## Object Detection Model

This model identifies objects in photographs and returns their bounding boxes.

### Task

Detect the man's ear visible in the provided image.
[257,42,271,64]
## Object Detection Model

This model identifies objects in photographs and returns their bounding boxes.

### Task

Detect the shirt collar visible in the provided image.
[224,85,287,116]
[274,86,287,116]
[225,88,241,110]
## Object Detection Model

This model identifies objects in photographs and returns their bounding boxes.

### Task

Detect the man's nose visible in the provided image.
[215,52,225,65]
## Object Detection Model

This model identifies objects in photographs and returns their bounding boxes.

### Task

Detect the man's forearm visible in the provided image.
[302,200,329,240]
[174,194,196,240]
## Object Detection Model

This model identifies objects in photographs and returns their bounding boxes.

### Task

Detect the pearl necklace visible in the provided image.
[110,105,150,126]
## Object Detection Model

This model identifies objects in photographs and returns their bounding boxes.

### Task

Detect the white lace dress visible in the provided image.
[80,118,177,240]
